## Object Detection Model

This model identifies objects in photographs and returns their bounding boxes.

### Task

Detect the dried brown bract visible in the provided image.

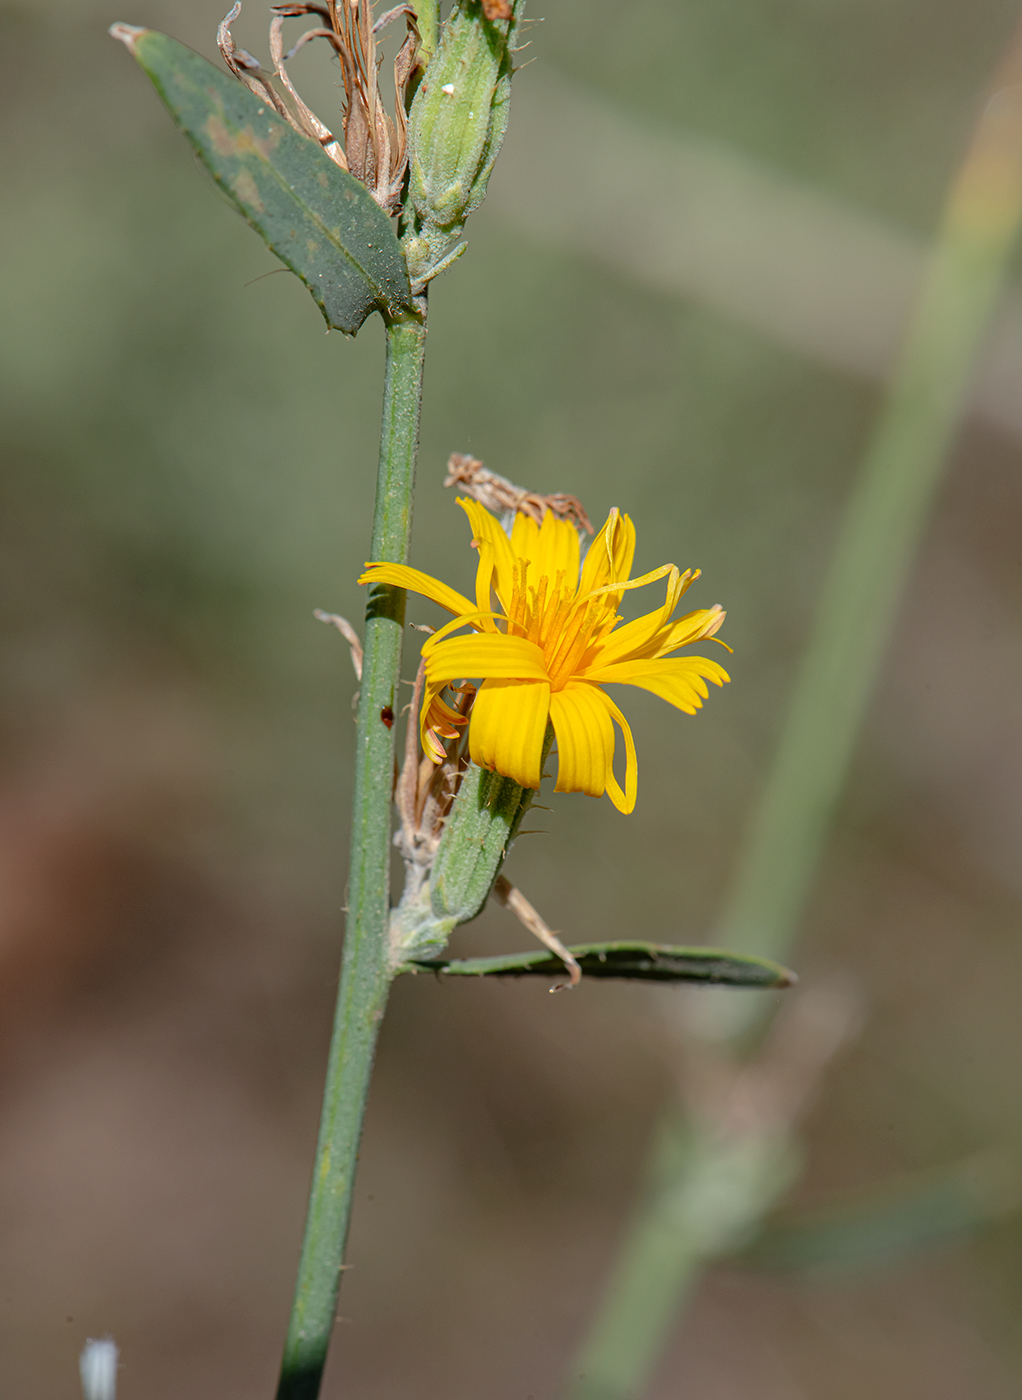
[392,659,472,902]
[218,0,419,214]
[444,453,594,534]
[480,0,513,19]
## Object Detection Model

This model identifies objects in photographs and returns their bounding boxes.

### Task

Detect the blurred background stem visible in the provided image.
[565,20,1022,1400]
[276,308,426,1400]
[714,20,1022,1001]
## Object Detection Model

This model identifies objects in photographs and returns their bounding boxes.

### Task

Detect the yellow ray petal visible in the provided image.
[533,509,581,587]
[510,509,540,563]
[423,731,446,763]
[472,539,500,632]
[587,656,730,713]
[419,683,466,763]
[580,510,636,591]
[654,605,729,655]
[593,688,638,814]
[359,563,474,617]
[578,509,619,597]
[549,681,613,799]
[610,512,636,583]
[580,562,675,605]
[592,605,725,671]
[560,562,676,663]
[425,689,465,733]
[469,678,551,789]
[581,570,699,669]
[459,498,517,610]
[582,607,667,669]
[418,608,507,653]
[424,632,550,684]
[419,677,455,759]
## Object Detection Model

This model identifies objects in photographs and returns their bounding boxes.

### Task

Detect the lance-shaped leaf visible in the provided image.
[401,941,795,987]
[744,1150,1021,1276]
[110,24,413,333]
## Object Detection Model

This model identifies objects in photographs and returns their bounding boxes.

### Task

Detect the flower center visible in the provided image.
[505,558,616,690]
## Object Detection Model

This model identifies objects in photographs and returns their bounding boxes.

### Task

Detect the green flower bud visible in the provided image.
[387,745,546,966]
[430,728,551,925]
[403,0,520,288]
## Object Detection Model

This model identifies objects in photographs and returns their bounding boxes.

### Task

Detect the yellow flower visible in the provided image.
[358,502,729,813]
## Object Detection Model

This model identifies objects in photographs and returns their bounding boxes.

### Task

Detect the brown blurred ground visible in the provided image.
[3,0,1022,1395]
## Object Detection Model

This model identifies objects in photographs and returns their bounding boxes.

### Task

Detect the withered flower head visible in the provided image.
[218,0,419,214]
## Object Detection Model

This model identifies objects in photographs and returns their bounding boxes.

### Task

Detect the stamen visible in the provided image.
[538,570,571,651]
[529,573,549,646]
[509,557,530,637]
[556,605,604,684]
[548,599,594,684]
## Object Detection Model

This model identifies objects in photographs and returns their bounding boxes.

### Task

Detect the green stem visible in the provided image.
[715,224,1017,979]
[566,1119,704,1400]
[567,1112,794,1400]
[276,307,427,1400]
[704,21,1022,1039]
[564,21,1022,1400]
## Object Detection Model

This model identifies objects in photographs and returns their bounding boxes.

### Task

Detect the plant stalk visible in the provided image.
[705,12,1022,1040]
[569,1159,702,1400]
[276,307,427,1400]
[564,19,1022,1400]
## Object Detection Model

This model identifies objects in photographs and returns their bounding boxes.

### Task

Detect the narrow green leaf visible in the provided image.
[111,24,413,333]
[402,941,795,987]
[744,1151,1021,1277]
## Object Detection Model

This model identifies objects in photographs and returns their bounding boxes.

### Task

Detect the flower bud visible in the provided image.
[386,756,543,965]
[430,730,550,926]
[403,0,520,287]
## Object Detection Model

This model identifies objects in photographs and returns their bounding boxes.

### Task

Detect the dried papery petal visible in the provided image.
[268,13,347,164]
[330,0,377,189]
[445,453,594,534]
[219,0,417,214]
[275,0,332,20]
[218,3,291,120]
[390,16,421,189]
[323,0,418,212]
[493,875,581,987]
[371,2,415,33]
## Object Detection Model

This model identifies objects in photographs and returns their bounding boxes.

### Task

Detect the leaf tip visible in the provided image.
[109,22,147,52]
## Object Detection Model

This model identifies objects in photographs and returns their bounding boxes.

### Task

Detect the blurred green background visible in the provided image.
[4,0,1022,1395]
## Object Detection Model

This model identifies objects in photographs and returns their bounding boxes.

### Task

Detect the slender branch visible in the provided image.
[712,15,1022,1024]
[564,19,1022,1400]
[276,306,427,1400]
